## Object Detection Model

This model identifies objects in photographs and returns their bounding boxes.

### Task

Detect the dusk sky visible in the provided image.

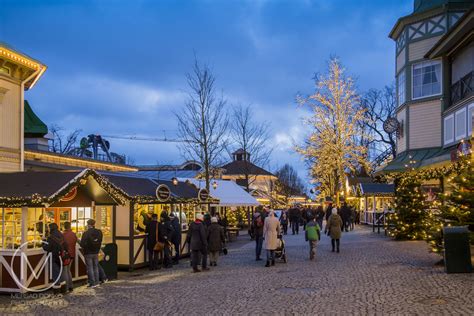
[1,0,412,179]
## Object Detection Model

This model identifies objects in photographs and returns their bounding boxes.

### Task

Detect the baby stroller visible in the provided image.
[274,235,287,263]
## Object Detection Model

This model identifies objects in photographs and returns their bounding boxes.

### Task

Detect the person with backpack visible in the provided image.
[80,219,103,288]
[305,216,321,260]
[251,207,265,261]
[42,222,69,292]
[62,222,77,292]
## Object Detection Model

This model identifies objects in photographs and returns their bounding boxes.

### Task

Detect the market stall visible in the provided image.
[182,178,259,230]
[0,169,128,293]
[101,173,217,270]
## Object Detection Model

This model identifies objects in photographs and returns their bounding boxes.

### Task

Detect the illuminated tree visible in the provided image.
[296,58,368,202]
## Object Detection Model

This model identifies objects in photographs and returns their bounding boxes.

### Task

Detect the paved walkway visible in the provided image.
[1,226,473,315]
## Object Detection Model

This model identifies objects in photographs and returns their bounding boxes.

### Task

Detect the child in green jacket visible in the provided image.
[305,216,321,260]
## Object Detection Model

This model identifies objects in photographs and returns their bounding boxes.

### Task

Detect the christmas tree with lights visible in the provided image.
[390,175,428,240]
[428,156,474,253]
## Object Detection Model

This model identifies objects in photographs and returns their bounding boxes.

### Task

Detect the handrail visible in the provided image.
[450,70,474,108]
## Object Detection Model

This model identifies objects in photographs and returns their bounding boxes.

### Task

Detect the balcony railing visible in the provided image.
[450,70,474,108]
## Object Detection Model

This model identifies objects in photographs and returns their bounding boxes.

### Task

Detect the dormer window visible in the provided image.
[412,60,442,99]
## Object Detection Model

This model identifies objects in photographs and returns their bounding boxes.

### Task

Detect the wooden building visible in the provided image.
[379,0,473,174]
[0,42,46,172]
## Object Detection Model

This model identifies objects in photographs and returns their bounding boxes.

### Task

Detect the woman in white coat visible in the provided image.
[263,210,281,267]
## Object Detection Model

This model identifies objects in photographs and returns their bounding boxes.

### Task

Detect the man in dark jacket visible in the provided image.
[169,212,182,264]
[288,207,301,235]
[160,212,174,268]
[186,213,208,272]
[315,206,325,230]
[42,222,66,290]
[145,214,159,270]
[207,217,225,266]
[80,219,103,287]
[325,203,333,221]
[251,208,265,261]
[340,202,351,232]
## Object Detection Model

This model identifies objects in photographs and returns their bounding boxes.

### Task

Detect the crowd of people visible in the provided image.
[40,202,359,292]
[250,202,360,265]
[42,218,108,293]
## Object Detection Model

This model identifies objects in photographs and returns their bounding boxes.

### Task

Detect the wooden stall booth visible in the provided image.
[101,174,217,271]
[0,169,129,293]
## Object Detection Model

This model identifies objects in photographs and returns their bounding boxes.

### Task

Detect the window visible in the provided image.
[27,208,45,248]
[413,61,442,99]
[455,108,466,140]
[444,114,454,145]
[468,103,474,137]
[1,208,22,249]
[397,71,406,106]
[70,207,92,239]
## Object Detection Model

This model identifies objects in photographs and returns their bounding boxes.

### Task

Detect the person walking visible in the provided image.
[80,219,103,287]
[145,213,160,270]
[169,212,182,264]
[288,206,301,235]
[251,208,265,261]
[315,206,325,230]
[325,203,333,222]
[279,212,289,235]
[207,217,225,266]
[263,210,281,267]
[305,216,321,260]
[62,222,77,292]
[186,214,209,272]
[340,202,351,232]
[325,208,342,253]
[42,223,66,292]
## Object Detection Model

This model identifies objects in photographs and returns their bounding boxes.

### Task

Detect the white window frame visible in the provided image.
[412,60,442,100]
[397,71,406,106]
[468,103,474,137]
[444,114,454,145]
[455,108,467,141]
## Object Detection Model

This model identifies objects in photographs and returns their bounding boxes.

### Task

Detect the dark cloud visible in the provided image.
[1,0,412,180]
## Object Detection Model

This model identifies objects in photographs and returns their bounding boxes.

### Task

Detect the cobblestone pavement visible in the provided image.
[1,226,473,315]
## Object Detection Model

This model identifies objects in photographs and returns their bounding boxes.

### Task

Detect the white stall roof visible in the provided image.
[181,178,260,207]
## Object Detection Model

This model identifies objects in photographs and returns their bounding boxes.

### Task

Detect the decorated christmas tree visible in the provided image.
[428,157,474,253]
[389,175,428,240]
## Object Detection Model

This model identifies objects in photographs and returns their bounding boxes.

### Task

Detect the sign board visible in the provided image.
[198,188,209,202]
[60,187,77,202]
[156,184,171,202]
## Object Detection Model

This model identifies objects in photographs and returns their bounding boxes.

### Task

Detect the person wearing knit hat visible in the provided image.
[186,213,209,272]
[325,207,342,253]
[207,217,225,266]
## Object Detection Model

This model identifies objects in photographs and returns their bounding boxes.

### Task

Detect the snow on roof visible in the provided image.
[181,178,260,207]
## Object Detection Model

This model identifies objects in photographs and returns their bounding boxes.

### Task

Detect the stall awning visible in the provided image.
[0,169,129,206]
[359,183,395,197]
[378,147,451,173]
[100,172,208,203]
[182,178,260,207]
